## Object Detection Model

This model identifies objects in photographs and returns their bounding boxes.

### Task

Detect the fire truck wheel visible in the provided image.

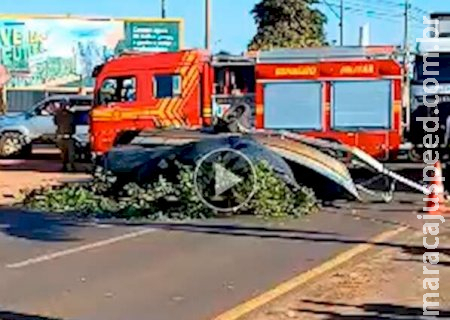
[0,132,28,158]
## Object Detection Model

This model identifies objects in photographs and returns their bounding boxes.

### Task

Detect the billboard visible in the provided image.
[0,15,183,89]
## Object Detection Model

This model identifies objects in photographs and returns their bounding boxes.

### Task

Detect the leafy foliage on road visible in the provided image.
[21,162,318,220]
[237,162,318,218]
[248,0,327,50]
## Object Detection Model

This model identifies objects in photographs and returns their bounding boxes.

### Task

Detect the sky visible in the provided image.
[0,0,449,53]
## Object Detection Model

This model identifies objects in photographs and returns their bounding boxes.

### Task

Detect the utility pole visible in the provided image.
[205,0,211,50]
[403,0,411,130]
[339,0,344,46]
[161,0,166,18]
[404,0,409,53]
[323,0,343,46]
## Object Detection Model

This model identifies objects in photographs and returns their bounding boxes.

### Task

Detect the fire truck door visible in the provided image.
[91,75,138,148]
[152,73,186,126]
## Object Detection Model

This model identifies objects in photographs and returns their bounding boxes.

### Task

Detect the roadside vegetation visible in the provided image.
[21,162,318,220]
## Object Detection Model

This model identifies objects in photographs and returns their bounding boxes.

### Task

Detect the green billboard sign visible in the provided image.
[0,22,44,72]
[0,16,183,89]
[124,21,181,52]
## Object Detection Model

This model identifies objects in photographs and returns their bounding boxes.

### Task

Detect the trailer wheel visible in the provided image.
[0,132,28,158]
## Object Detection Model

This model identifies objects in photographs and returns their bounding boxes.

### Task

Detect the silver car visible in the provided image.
[0,94,92,157]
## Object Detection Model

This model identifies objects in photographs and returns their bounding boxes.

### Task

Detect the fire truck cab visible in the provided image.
[91,49,256,154]
[91,50,207,153]
[90,46,403,160]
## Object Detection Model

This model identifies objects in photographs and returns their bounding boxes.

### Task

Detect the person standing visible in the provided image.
[54,99,76,172]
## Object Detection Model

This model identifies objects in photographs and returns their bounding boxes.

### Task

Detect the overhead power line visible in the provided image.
[412,6,428,16]
[323,0,429,19]
[318,0,396,16]
[321,0,340,19]
[320,0,344,45]
[364,0,404,8]
[320,0,427,18]
[339,0,403,13]
[316,0,428,49]
[318,0,428,26]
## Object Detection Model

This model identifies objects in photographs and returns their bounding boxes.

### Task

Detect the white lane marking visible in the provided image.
[6,228,156,269]
[95,224,114,229]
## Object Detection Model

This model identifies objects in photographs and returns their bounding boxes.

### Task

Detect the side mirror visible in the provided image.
[24,112,34,119]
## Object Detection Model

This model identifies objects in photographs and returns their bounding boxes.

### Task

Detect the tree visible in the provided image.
[248,0,328,51]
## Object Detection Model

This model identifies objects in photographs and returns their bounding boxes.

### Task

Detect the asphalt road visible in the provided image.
[0,193,425,320]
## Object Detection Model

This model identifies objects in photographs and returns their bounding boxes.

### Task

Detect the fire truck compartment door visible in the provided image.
[263,82,322,130]
[332,80,391,129]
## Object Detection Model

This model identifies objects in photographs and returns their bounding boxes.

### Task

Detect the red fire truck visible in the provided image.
[90,46,403,160]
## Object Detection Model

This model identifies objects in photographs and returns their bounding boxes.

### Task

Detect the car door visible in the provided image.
[71,98,92,146]
[26,98,58,142]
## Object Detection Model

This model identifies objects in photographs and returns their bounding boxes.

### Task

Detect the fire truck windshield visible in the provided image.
[414,53,450,83]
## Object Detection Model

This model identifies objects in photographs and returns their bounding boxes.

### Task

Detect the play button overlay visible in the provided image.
[214,163,243,196]
[194,148,257,212]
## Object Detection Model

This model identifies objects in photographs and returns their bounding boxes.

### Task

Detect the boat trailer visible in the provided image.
[265,130,429,202]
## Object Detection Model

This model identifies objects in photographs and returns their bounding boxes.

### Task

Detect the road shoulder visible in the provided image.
[241,228,450,320]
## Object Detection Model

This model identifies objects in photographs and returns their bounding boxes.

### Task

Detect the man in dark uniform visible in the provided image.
[54,99,76,172]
